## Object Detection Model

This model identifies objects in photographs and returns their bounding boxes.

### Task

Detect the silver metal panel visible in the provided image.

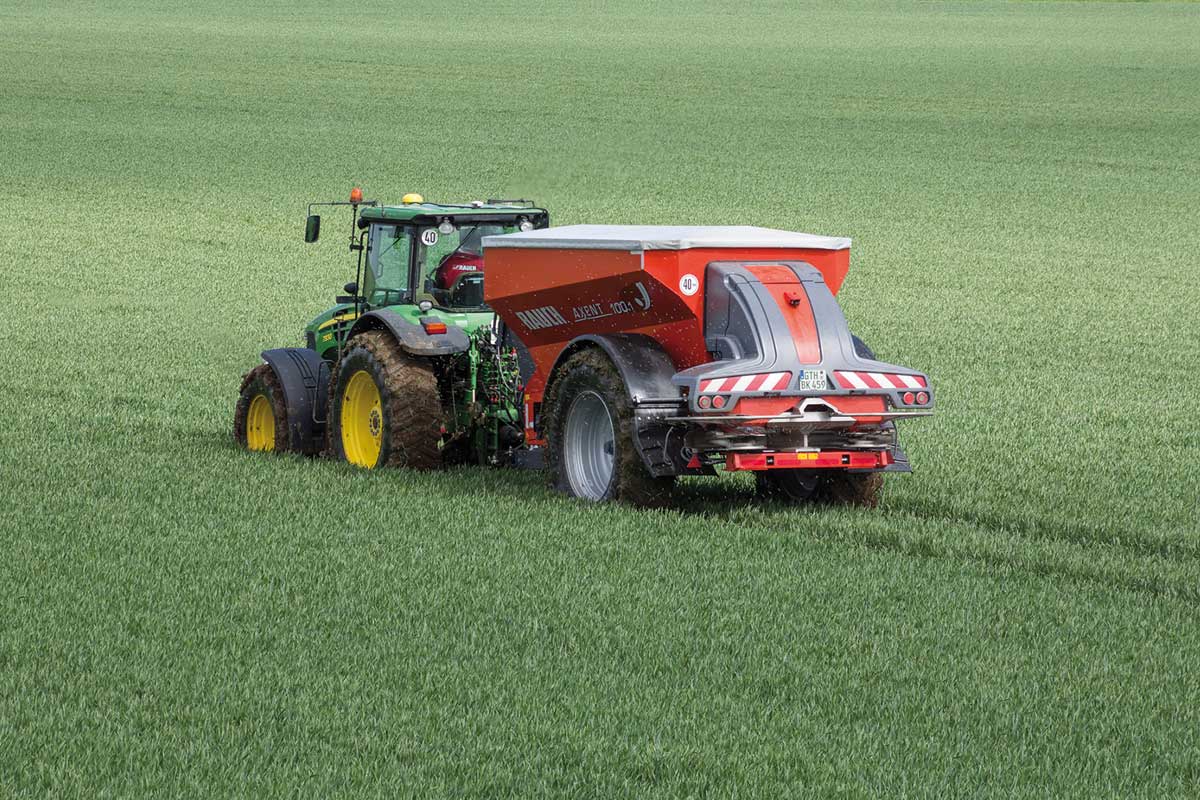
[482,225,851,251]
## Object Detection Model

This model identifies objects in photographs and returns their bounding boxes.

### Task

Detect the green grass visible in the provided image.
[2,0,1199,796]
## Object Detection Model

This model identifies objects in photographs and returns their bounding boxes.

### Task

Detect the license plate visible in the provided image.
[797,369,827,391]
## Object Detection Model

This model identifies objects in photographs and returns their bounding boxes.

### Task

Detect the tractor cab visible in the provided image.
[300,192,548,360]
[355,197,548,313]
[365,219,508,310]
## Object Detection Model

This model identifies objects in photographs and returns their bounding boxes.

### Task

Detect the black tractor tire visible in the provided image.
[811,471,884,508]
[233,364,292,454]
[755,470,819,503]
[327,330,444,469]
[544,348,674,506]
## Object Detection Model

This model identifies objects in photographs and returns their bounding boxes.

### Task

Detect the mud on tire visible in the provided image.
[811,471,884,508]
[327,330,444,469]
[544,348,674,506]
[233,364,291,453]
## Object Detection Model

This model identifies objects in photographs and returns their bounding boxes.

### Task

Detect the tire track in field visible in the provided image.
[822,515,1200,605]
[668,486,1200,604]
[886,497,1200,564]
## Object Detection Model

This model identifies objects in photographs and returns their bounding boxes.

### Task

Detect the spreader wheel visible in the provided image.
[755,470,819,503]
[545,349,674,506]
[234,364,291,454]
[811,472,884,508]
[328,331,444,469]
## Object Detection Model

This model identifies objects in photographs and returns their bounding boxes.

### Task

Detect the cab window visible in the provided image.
[416,224,512,311]
[366,224,412,305]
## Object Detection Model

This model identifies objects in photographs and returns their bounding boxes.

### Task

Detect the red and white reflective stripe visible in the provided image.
[757,371,790,392]
[700,371,791,394]
[837,371,869,389]
[731,375,755,392]
[835,370,927,390]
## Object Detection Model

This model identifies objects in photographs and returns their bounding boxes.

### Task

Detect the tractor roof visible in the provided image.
[482,225,850,251]
[359,200,547,225]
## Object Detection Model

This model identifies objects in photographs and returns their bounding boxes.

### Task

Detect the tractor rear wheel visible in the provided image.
[545,349,674,506]
[234,364,291,454]
[328,331,443,469]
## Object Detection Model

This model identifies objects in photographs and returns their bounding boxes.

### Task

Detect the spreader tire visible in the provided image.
[234,364,291,454]
[755,470,819,503]
[328,331,443,469]
[811,471,884,508]
[545,349,674,506]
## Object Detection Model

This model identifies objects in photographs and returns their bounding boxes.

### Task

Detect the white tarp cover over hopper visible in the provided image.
[482,225,850,252]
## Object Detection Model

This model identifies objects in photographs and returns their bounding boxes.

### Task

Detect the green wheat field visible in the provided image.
[2,1,1198,796]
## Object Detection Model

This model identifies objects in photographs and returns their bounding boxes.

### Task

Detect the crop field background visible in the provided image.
[2,0,1199,796]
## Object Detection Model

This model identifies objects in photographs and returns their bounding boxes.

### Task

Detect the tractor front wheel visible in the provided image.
[545,349,674,506]
[328,331,443,469]
[234,364,291,454]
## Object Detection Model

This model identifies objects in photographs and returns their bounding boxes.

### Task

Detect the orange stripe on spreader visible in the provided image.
[746,265,821,364]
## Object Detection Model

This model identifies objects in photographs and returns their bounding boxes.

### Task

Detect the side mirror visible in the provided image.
[343,282,358,295]
[304,214,321,243]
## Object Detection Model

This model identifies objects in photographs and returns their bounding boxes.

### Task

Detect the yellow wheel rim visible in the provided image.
[341,369,383,468]
[246,394,276,452]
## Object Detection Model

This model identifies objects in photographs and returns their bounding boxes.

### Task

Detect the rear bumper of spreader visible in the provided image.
[659,389,931,473]
[726,447,909,473]
[633,394,926,478]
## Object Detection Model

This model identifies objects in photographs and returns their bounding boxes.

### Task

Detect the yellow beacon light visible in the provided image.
[401,193,424,204]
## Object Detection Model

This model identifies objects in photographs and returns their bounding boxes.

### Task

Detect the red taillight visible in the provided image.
[349,186,363,204]
[902,391,915,405]
[916,391,929,405]
[421,319,448,335]
[697,395,712,409]
[712,395,726,409]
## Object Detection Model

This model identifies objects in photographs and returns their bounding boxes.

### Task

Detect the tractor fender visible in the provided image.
[549,333,682,405]
[345,309,470,357]
[260,347,330,455]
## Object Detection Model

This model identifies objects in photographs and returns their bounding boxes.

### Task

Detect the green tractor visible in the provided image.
[233,189,549,469]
